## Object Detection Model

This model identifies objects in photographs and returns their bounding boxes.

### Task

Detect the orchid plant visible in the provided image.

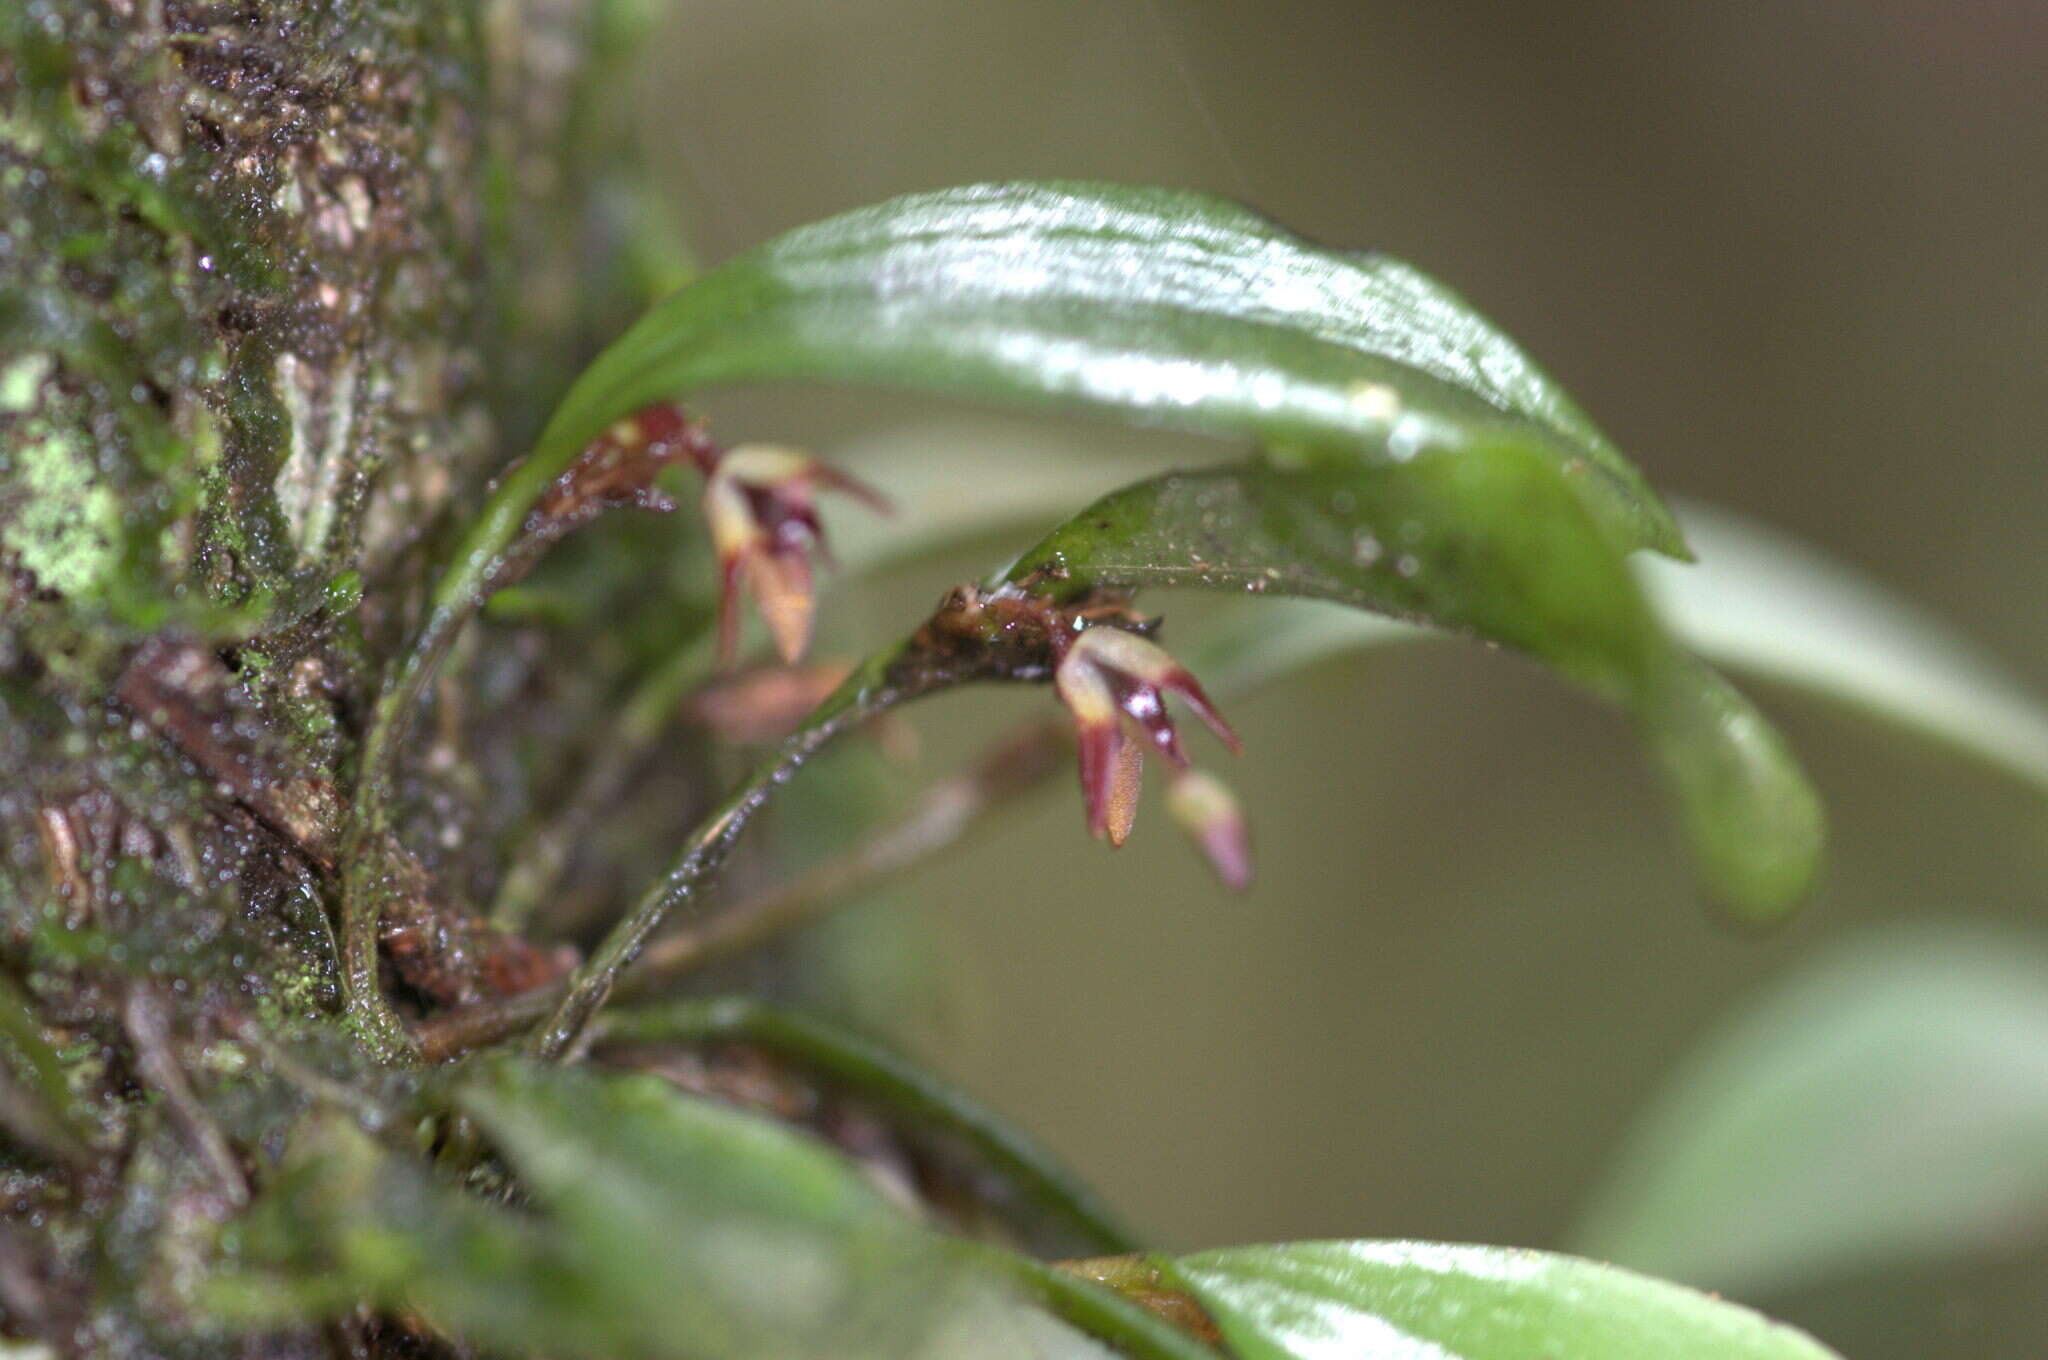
[31,176,2048,1360]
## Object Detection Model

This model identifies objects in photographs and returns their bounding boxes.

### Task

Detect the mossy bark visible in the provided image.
[0,4,659,1354]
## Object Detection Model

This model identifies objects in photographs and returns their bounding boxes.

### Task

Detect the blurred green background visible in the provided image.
[637,4,2048,1355]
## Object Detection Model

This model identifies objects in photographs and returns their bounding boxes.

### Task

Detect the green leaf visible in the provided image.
[0,972,93,1166]
[1573,923,2048,1296]
[215,1061,1162,1359]
[599,997,1138,1255]
[1165,1241,1840,1360]
[523,179,1683,573]
[208,1111,604,1355]
[1638,502,2048,796]
[1179,499,2048,800]
[1002,446,1823,923]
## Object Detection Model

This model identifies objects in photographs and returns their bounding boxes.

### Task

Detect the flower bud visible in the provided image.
[1167,769,1253,891]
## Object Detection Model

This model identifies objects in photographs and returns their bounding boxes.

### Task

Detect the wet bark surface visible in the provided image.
[0,4,654,1353]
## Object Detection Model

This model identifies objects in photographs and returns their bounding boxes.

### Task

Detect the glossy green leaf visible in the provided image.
[1574,923,2048,1295]
[599,997,1137,1255]
[840,417,2048,800]
[1003,446,1823,923]
[523,180,1683,568]
[214,1061,1136,1359]
[1166,1241,1840,1360]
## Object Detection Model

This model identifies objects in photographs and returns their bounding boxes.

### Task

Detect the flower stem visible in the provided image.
[414,715,1068,1061]
[524,645,936,1062]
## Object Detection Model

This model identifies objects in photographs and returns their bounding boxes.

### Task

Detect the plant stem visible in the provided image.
[524,645,941,1061]
[122,985,248,1207]
[598,996,1136,1254]
[340,382,659,1056]
[946,1242,1222,1360]
[336,833,422,1063]
[489,632,717,930]
[414,715,1069,1061]
[615,716,1064,969]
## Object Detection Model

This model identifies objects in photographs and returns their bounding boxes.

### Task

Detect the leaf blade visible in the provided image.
[1641,502,2048,795]
[217,1062,1136,1359]
[1166,1240,1841,1360]
[1001,446,1823,923]
[598,997,1139,1255]
[1181,500,2048,806]
[532,181,1683,559]
[1573,923,2048,1295]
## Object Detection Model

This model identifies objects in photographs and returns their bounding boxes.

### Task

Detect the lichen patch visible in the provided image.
[2,419,122,598]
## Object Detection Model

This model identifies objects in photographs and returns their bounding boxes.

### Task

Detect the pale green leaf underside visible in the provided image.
[1185,501,2048,801]
[826,420,1165,579]
[1169,1240,1839,1360]
[1573,924,2048,1295]
[1638,503,2048,793]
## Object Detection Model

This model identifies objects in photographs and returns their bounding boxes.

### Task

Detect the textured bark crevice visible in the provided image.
[0,3,660,1353]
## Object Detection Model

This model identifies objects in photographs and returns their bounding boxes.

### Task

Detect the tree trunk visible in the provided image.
[0,4,657,1353]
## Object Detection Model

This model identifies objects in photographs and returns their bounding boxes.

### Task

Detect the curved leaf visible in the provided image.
[1573,923,2048,1295]
[598,997,1139,1255]
[215,1061,1147,1359]
[524,180,1683,568]
[1180,501,2048,801]
[1164,1241,1839,1360]
[1640,502,2048,795]
[1002,447,1823,923]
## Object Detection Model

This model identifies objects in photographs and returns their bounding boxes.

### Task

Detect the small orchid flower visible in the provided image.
[702,443,888,667]
[541,407,885,666]
[1053,623,1251,888]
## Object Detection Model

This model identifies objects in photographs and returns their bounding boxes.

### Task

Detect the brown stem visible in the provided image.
[1056,1256,1225,1348]
[122,985,249,1208]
